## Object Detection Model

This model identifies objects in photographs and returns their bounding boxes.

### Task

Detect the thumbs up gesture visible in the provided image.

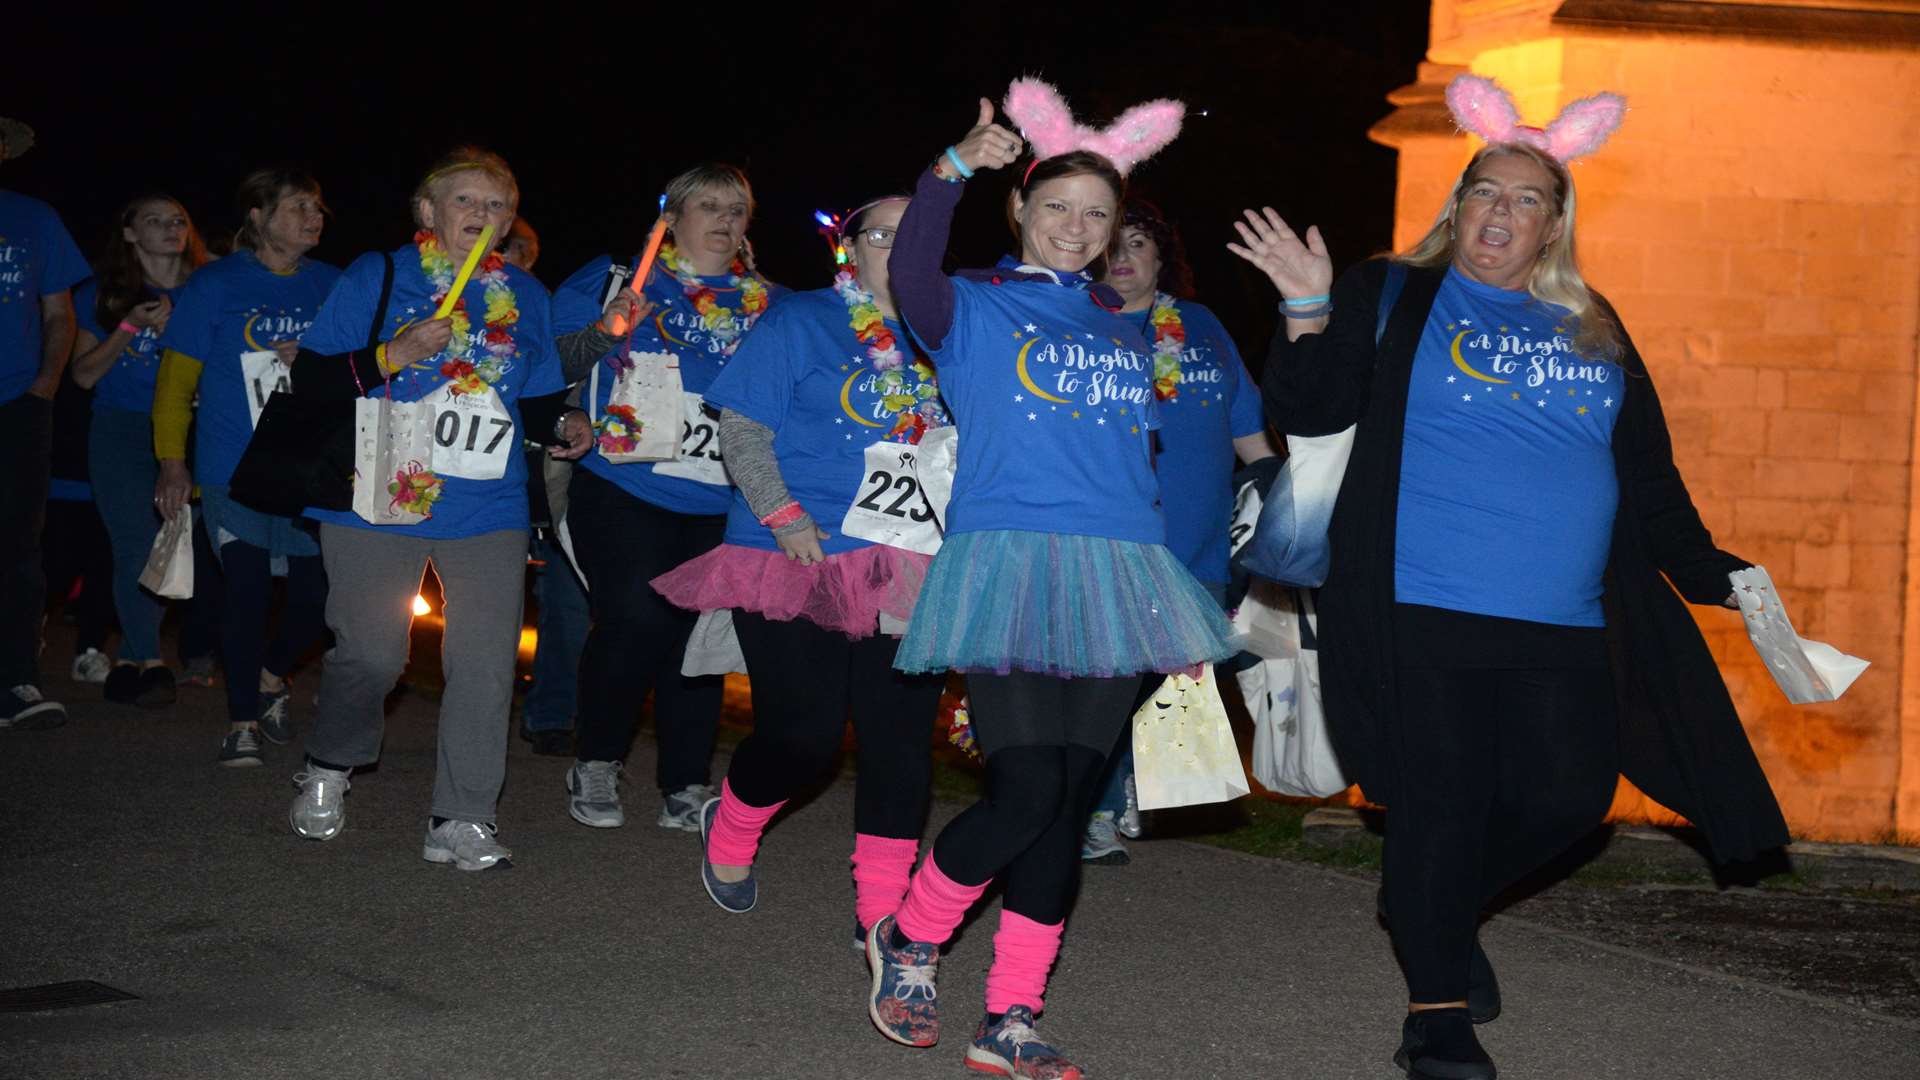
[944,97,1025,176]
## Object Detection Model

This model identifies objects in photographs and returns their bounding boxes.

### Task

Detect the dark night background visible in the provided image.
[10,3,1428,360]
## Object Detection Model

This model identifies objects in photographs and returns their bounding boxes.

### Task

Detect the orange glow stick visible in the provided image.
[432,223,495,319]
[607,214,668,336]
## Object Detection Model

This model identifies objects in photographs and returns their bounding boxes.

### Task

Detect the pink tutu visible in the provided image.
[651,543,931,639]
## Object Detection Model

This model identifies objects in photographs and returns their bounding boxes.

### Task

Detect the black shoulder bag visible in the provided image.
[228,254,394,516]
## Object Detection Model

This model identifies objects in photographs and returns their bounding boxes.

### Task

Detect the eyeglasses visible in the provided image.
[857,227,896,249]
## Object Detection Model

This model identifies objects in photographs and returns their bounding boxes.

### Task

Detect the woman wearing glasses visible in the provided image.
[654,196,949,929]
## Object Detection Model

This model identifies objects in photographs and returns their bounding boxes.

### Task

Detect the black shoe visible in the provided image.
[135,666,177,708]
[1377,887,1502,1024]
[0,685,66,730]
[1395,1009,1496,1079]
[103,664,142,704]
[521,727,572,756]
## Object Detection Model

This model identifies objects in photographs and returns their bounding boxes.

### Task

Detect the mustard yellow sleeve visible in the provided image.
[153,349,204,461]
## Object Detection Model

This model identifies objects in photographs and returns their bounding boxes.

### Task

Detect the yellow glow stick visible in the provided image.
[432,223,496,319]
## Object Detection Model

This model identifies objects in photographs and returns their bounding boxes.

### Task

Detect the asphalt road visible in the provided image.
[3,668,1916,1079]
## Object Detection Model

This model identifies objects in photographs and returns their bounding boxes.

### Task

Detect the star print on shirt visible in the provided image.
[1013,394,1024,403]
[1536,399,1546,407]
[1027,412,1037,421]
[1577,406,1589,415]
[1446,375,1457,384]
[1023,323,1037,333]
[1604,398,1614,407]
[1461,393,1472,402]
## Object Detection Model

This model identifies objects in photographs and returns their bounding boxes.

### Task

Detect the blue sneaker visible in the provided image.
[865,914,939,1047]
[699,797,757,914]
[965,1005,1083,1079]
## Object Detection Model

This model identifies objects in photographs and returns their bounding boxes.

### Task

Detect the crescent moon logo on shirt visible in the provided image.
[839,371,884,428]
[1014,337,1071,404]
[1450,329,1509,384]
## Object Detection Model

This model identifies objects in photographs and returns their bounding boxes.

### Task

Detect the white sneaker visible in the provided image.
[1081,811,1130,865]
[422,819,512,871]
[1118,773,1143,839]
[289,765,351,840]
[658,783,717,831]
[567,760,625,828]
[71,648,110,684]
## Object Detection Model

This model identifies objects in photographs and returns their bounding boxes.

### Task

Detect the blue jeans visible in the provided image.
[522,531,590,733]
[1095,578,1228,816]
[87,409,165,663]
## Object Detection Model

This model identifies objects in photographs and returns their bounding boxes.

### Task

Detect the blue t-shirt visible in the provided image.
[301,244,563,539]
[0,191,92,404]
[74,279,184,415]
[1395,268,1626,627]
[704,287,949,555]
[1139,299,1265,585]
[913,261,1163,544]
[156,251,342,487]
[552,254,787,516]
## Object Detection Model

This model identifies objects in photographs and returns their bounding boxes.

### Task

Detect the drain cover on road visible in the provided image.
[0,981,140,1012]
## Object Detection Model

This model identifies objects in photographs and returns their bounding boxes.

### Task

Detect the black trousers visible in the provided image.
[43,497,115,655]
[0,394,53,686]
[725,609,945,839]
[217,539,328,727]
[929,671,1143,925]
[1384,656,1617,1002]
[568,468,726,791]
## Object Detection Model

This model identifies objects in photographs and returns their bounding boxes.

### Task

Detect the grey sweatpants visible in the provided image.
[307,524,528,823]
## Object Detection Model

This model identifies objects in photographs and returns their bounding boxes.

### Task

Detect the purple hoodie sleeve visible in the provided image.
[892,167,966,352]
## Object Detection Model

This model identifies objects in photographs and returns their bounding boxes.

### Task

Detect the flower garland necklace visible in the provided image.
[416,230,519,396]
[834,270,946,444]
[1148,292,1187,401]
[657,242,769,357]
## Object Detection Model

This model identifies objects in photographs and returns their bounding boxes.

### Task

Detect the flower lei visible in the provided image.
[387,460,443,518]
[595,403,644,455]
[657,242,769,357]
[833,270,947,444]
[1148,292,1186,401]
[415,230,519,396]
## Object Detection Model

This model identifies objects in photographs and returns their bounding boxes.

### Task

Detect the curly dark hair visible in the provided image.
[1117,198,1193,299]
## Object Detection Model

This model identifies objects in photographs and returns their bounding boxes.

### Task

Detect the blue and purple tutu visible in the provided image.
[895,529,1238,678]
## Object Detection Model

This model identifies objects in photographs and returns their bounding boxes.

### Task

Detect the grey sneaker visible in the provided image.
[1118,772,1143,839]
[258,686,293,745]
[658,783,717,831]
[70,648,111,684]
[423,819,512,871]
[566,760,625,828]
[1081,811,1130,865]
[1,685,66,731]
[217,727,263,767]
[289,765,351,840]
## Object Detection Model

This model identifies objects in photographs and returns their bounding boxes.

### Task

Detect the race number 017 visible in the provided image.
[436,409,514,455]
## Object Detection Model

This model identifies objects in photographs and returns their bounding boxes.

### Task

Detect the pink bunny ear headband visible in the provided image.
[1002,77,1185,181]
[1444,74,1626,162]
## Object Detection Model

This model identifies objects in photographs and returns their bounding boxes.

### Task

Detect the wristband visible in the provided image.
[759,501,808,529]
[942,146,974,180]
[1282,294,1330,307]
[1281,303,1332,320]
[117,319,141,335]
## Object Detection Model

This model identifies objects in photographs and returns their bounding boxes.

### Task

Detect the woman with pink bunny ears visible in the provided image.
[861,82,1232,1079]
[1235,75,1788,1079]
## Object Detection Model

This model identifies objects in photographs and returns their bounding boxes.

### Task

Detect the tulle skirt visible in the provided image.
[651,542,930,640]
[895,529,1238,678]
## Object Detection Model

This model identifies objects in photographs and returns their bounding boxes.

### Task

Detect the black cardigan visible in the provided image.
[1262,260,1790,865]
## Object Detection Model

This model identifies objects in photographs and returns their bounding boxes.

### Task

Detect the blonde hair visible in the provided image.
[411,147,519,228]
[1398,142,1621,359]
[662,162,757,270]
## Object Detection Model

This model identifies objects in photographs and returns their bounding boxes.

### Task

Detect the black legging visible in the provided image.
[1384,662,1617,1003]
[724,609,945,838]
[568,468,725,790]
[42,499,115,655]
[927,672,1142,925]
[218,540,328,727]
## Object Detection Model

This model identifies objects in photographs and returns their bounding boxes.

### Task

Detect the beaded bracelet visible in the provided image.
[942,146,975,180]
[760,501,808,529]
[1280,303,1333,320]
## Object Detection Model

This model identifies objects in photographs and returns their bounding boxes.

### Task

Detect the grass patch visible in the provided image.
[1192,798,1384,872]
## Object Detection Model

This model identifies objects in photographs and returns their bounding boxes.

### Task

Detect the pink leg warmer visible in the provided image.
[893,854,990,946]
[706,778,784,867]
[984,910,1066,1015]
[850,834,920,931]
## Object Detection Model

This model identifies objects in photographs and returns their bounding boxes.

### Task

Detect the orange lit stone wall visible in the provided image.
[1375,3,1920,843]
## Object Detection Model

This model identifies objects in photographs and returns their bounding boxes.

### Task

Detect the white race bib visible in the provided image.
[651,392,729,485]
[240,350,292,430]
[840,441,942,555]
[427,382,516,480]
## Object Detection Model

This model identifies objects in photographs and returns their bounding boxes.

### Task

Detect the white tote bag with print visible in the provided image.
[589,351,682,464]
[138,506,195,599]
[353,395,440,526]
